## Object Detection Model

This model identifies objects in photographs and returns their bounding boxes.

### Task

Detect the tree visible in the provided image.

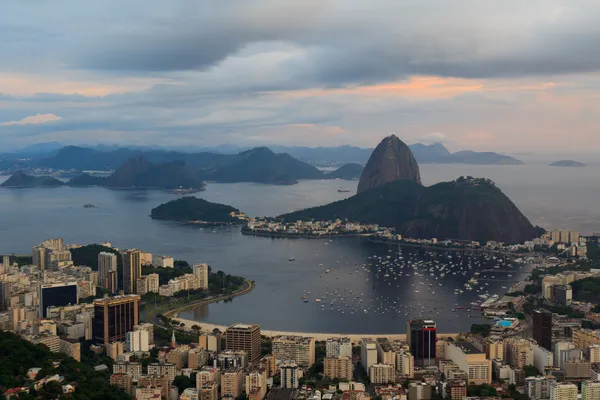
[523,365,540,377]
[174,375,195,394]
[191,325,201,334]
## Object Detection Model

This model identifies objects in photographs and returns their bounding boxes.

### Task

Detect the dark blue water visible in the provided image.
[0,163,598,333]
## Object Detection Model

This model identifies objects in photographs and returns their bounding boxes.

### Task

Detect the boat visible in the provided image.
[289,258,295,262]
[337,188,350,193]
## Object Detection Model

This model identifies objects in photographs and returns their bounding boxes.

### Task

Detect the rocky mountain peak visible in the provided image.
[357,135,421,194]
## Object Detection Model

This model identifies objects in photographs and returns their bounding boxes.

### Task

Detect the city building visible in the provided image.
[153,255,174,268]
[272,336,316,367]
[225,323,261,363]
[376,338,397,372]
[550,383,578,400]
[121,249,141,294]
[188,348,208,370]
[134,323,154,346]
[446,380,467,400]
[221,368,244,398]
[146,273,159,293]
[196,367,220,389]
[526,376,556,400]
[92,295,140,345]
[533,310,553,351]
[408,382,432,400]
[147,362,176,383]
[396,350,415,378]
[326,337,352,358]
[407,319,436,367]
[360,338,377,371]
[110,373,133,396]
[532,342,554,373]
[280,361,300,389]
[369,363,395,384]
[113,361,142,380]
[444,341,492,384]
[59,338,81,362]
[106,341,125,360]
[554,340,577,369]
[589,344,600,363]
[193,264,209,290]
[39,282,78,318]
[485,337,504,360]
[199,332,220,352]
[564,359,591,379]
[245,369,267,400]
[98,252,118,294]
[199,382,219,400]
[126,329,149,352]
[553,285,573,306]
[582,381,600,400]
[181,388,199,400]
[574,329,600,351]
[324,357,353,380]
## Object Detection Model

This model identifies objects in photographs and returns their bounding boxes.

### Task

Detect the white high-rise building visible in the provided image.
[326,337,352,358]
[582,381,600,400]
[193,264,209,290]
[98,252,118,293]
[153,255,174,269]
[589,345,600,364]
[360,338,377,371]
[147,273,159,293]
[550,383,578,400]
[126,329,150,352]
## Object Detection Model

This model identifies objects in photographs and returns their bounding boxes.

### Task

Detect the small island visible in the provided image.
[150,196,246,225]
[549,160,586,167]
[0,171,64,188]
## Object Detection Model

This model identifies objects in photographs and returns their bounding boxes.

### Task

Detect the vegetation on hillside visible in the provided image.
[70,244,121,271]
[281,177,542,244]
[0,330,130,399]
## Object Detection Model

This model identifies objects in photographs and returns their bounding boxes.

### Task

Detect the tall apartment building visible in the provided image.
[582,381,600,400]
[147,362,176,383]
[199,382,219,400]
[550,230,580,244]
[589,345,600,363]
[376,338,397,374]
[485,337,504,360]
[193,264,209,290]
[550,383,578,400]
[272,336,316,367]
[188,348,208,370]
[409,382,432,400]
[574,329,600,351]
[113,362,143,380]
[221,368,244,398]
[245,369,267,400]
[446,380,467,400]
[369,363,395,384]
[533,310,553,351]
[504,338,533,368]
[153,255,174,268]
[225,323,261,363]
[532,342,554,373]
[526,376,557,400]
[98,252,118,294]
[324,357,353,380]
[147,273,159,293]
[92,295,140,345]
[122,249,141,294]
[360,338,377,371]
[126,329,149,352]
[199,332,220,352]
[564,359,591,379]
[396,350,415,378]
[326,337,352,358]
[134,323,154,346]
[280,361,300,389]
[445,341,492,384]
[196,367,221,390]
[407,319,437,367]
[39,282,78,318]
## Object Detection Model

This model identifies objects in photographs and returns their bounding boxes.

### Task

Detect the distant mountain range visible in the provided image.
[2,142,523,167]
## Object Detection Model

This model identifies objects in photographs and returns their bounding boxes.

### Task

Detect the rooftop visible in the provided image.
[452,341,484,355]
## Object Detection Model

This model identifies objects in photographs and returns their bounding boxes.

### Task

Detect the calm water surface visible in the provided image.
[0,164,598,333]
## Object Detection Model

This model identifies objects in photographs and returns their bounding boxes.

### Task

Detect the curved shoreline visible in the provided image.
[164,279,256,319]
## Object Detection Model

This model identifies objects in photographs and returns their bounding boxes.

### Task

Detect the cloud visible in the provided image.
[0,113,62,126]
[419,132,448,144]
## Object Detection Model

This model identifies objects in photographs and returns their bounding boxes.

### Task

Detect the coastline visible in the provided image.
[152,278,461,343]
[241,230,372,240]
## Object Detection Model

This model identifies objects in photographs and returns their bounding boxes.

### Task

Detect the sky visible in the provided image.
[1,0,600,153]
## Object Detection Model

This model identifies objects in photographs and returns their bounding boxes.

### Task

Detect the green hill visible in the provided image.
[0,171,64,188]
[281,177,542,244]
[151,196,242,224]
[0,330,130,399]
